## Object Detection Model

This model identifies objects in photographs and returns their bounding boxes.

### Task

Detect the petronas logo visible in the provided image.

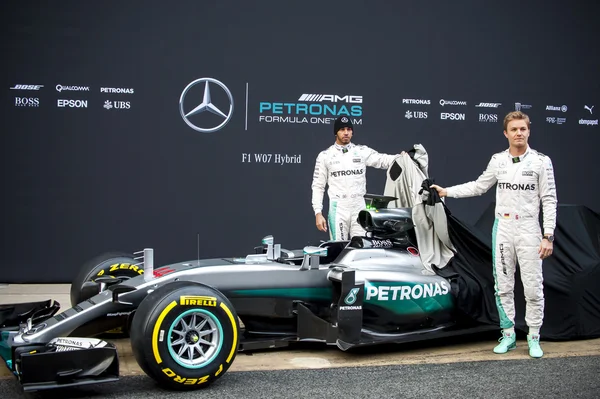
[344,288,360,305]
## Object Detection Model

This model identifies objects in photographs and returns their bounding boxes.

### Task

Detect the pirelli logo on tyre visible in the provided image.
[96,263,144,276]
[179,295,218,307]
[161,368,210,385]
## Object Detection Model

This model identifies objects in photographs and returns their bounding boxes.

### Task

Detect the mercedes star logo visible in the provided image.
[179,78,234,133]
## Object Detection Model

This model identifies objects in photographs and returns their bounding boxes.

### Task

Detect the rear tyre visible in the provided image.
[130,281,240,390]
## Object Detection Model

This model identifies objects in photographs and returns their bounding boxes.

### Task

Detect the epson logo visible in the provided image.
[57,99,88,108]
[402,99,431,105]
[479,114,498,123]
[14,97,39,107]
[440,112,465,121]
[522,171,534,176]
[330,169,364,177]
[366,281,451,301]
[298,94,362,103]
[10,84,44,91]
[100,87,134,94]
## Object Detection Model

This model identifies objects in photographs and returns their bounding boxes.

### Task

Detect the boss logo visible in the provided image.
[15,97,39,107]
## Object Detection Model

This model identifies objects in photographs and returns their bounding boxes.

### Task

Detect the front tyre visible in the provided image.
[70,252,143,306]
[130,282,239,390]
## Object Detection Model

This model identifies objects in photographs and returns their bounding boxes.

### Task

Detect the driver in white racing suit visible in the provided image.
[431,111,557,359]
[311,116,400,241]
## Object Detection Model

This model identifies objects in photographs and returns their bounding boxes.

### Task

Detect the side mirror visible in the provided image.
[300,246,328,270]
[261,235,280,260]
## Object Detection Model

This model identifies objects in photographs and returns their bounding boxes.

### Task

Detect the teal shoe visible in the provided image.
[493,331,516,354]
[527,334,544,358]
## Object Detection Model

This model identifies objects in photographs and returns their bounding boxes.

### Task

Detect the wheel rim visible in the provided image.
[167,309,223,369]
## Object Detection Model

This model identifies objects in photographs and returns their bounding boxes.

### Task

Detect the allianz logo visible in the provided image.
[545,105,567,112]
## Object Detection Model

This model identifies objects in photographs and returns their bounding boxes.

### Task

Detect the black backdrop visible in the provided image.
[2,1,599,283]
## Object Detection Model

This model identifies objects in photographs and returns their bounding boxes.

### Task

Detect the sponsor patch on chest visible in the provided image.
[330,169,364,177]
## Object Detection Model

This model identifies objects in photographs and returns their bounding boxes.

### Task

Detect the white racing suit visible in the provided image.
[445,147,557,331]
[312,143,398,240]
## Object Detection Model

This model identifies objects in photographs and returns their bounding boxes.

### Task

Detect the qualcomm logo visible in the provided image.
[439,99,467,106]
[179,78,234,133]
[56,84,89,92]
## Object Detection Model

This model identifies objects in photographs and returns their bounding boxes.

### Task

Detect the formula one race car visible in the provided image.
[0,195,498,392]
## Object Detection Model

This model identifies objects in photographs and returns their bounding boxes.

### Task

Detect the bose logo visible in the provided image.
[10,84,44,90]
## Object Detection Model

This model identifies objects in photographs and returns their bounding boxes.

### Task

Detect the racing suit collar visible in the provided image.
[334,143,354,153]
[507,145,531,163]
